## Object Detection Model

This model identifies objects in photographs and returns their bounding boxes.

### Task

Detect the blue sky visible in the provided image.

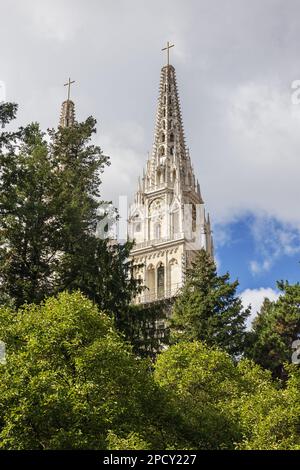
[215,215,300,292]
[215,214,300,325]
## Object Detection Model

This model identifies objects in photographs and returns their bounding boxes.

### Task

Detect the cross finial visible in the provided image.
[161,41,174,66]
[64,77,75,101]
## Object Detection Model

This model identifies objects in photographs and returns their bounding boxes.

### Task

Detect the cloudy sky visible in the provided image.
[1,0,300,324]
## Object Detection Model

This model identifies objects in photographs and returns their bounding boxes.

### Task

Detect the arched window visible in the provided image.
[161,133,165,143]
[169,259,180,295]
[146,264,155,301]
[169,120,173,128]
[162,120,166,129]
[149,199,163,241]
[160,146,165,156]
[156,169,161,185]
[164,84,167,92]
[157,263,165,299]
[168,96,172,105]
[170,146,174,155]
[172,169,176,181]
[170,133,174,142]
[163,95,166,105]
[163,108,166,117]
[157,169,164,184]
[154,222,161,240]
[192,203,197,232]
[168,83,171,92]
[133,212,142,234]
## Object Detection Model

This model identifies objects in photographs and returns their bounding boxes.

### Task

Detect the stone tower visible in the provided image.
[59,99,75,128]
[59,78,76,128]
[128,59,213,304]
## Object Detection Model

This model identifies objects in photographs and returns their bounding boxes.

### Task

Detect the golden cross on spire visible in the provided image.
[162,41,174,66]
[64,77,75,101]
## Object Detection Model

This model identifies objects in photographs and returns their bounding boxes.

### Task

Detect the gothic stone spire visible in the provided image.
[59,99,75,128]
[59,78,76,128]
[128,56,214,305]
[143,62,197,194]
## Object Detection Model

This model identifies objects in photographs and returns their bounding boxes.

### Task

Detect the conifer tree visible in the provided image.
[0,103,140,319]
[247,281,300,379]
[170,249,250,356]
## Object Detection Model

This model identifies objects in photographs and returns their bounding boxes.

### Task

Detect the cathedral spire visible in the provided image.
[128,52,214,304]
[59,77,76,128]
[59,100,75,128]
[143,44,195,193]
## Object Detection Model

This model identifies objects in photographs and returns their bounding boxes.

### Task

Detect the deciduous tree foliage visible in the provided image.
[154,341,300,450]
[155,341,243,449]
[1,293,300,450]
[0,292,179,450]
[236,363,300,449]
[170,249,250,355]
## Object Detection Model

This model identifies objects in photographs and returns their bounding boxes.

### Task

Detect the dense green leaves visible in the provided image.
[0,292,178,449]
[155,341,300,450]
[236,363,300,449]
[1,291,300,450]
[0,102,17,128]
[155,342,243,449]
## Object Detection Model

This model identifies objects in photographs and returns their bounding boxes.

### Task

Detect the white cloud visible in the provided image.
[249,214,300,275]
[214,253,221,271]
[99,121,146,203]
[2,0,300,263]
[240,287,280,329]
[197,81,300,265]
[249,259,271,275]
[204,81,300,230]
[213,222,233,248]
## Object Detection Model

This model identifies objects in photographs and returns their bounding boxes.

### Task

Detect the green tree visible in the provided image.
[123,300,172,360]
[0,102,17,128]
[0,291,179,450]
[170,249,249,356]
[0,120,58,305]
[247,281,300,379]
[0,103,140,320]
[154,340,299,450]
[154,341,282,449]
[236,362,300,449]
[154,341,242,449]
